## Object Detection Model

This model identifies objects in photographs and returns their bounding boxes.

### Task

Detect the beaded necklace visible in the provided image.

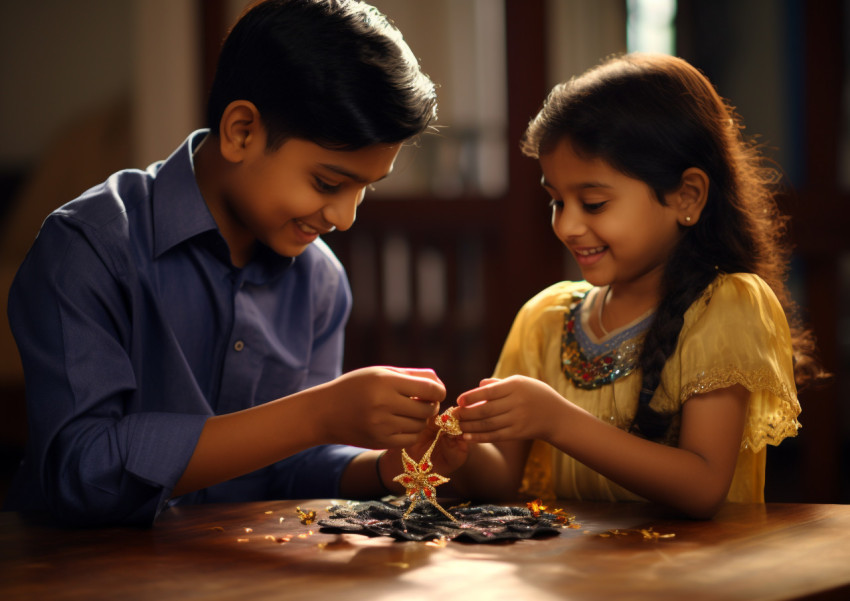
[560,288,654,389]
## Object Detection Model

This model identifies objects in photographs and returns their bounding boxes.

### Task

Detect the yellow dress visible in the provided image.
[493,273,801,503]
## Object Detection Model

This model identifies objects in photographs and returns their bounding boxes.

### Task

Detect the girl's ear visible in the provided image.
[218,100,263,164]
[668,167,709,226]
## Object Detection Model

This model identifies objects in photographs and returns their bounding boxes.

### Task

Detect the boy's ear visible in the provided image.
[668,167,709,226]
[218,100,263,164]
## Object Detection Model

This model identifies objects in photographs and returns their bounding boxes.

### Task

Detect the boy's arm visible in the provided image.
[172,366,444,496]
[8,219,207,525]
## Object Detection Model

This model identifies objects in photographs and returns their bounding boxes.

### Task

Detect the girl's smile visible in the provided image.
[572,245,608,266]
[539,137,683,299]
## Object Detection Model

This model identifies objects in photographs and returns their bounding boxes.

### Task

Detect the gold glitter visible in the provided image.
[599,527,675,540]
[296,507,317,525]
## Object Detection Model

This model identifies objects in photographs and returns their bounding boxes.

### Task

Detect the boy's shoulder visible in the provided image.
[43,132,205,251]
[52,167,156,229]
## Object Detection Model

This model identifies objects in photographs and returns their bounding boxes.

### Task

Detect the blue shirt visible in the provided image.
[5,130,363,526]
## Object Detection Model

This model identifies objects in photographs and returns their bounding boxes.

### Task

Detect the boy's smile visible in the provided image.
[197,129,401,266]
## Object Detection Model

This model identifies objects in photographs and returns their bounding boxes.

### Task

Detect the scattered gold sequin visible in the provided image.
[296,507,317,525]
[599,527,675,540]
[526,498,578,527]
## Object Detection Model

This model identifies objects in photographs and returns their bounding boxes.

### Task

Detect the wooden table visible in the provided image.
[2,499,849,600]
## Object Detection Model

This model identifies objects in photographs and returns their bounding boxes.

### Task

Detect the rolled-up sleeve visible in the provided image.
[9,216,207,526]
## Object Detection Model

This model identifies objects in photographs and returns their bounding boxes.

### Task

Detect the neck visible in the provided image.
[194,136,255,268]
[603,272,664,330]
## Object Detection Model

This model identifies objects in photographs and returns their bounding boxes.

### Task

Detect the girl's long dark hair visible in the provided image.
[521,53,824,439]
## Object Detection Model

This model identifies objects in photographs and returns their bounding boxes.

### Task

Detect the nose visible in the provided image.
[322,188,364,232]
[551,202,586,241]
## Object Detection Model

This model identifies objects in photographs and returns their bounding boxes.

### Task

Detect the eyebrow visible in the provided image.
[319,163,391,184]
[540,175,614,191]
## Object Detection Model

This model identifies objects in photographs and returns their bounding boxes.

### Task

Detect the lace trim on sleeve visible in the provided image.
[679,365,800,452]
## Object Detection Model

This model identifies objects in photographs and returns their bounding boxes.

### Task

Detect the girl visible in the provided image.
[450,53,823,519]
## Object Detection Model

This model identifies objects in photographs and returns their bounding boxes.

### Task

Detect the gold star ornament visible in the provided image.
[392,408,461,522]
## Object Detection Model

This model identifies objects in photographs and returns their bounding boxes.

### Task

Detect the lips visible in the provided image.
[572,245,608,266]
[574,245,606,257]
[294,219,333,236]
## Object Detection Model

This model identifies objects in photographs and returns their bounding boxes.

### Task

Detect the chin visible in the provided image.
[578,272,607,286]
[266,239,311,258]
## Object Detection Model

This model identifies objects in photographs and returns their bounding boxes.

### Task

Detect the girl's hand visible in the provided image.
[315,366,445,449]
[454,375,567,443]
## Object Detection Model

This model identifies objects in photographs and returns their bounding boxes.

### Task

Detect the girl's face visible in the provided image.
[539,138,683,296]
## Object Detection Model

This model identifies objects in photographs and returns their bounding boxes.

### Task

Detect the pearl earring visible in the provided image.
[684,216,692,223]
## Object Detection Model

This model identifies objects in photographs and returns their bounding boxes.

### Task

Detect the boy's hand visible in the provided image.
[406,414,469,473]
[316,366,445,449]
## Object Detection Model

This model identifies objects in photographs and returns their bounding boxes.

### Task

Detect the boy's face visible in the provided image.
[218,136,401,261]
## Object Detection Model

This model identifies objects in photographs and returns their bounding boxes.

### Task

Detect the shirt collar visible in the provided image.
[151,129,295,283]
[152,129,220,259]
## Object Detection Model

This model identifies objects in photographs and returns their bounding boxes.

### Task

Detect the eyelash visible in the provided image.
[547,199,608,213]
[315,177,341,194]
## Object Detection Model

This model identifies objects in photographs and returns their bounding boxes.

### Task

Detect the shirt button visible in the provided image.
[233,340,245,352]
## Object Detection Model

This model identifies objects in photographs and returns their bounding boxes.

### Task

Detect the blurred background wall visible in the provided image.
[0,0,846,505]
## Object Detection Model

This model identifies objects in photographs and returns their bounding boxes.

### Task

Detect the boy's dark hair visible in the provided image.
[522,53,824,440]
[207,0,437,150]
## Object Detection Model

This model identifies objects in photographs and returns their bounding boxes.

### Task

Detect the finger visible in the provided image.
[461,430,510,444]
[456,381,508,407]
[455,398,509,423]
[381,366,444,385]
[381,367,447,403]
[394,396,440,420]
[458,412,512,435]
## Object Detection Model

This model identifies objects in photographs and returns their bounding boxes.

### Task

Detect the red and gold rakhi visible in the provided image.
[393,408,462,522]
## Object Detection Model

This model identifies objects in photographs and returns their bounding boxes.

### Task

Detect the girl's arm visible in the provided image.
[446,439,532,501]
[456,376,748,518]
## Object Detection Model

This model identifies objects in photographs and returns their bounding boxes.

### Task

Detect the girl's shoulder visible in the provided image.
[691,272,781,317]
[682,272,788,339]
[523,280,592,314]
[509,281,592,341]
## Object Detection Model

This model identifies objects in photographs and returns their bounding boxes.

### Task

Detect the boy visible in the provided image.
[4,0,442,526]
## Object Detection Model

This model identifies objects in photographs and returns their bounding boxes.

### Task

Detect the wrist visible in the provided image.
[294,382,335,445]
[378,448,404,496]
[375,449,391,494]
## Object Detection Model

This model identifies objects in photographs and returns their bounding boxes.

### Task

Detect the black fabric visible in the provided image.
[318,500,569,543]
